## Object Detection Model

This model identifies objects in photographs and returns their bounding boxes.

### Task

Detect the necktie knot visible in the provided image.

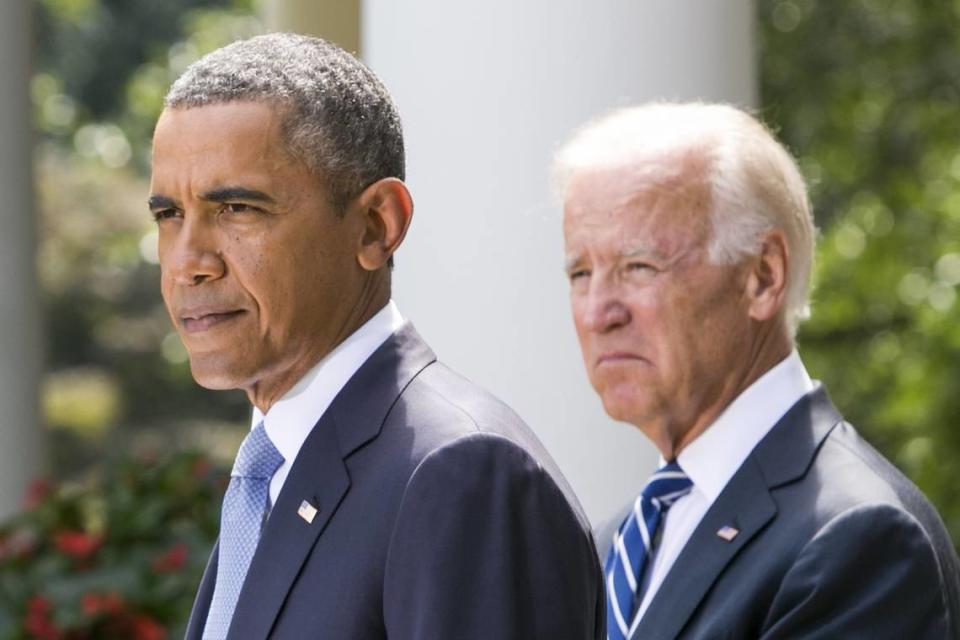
[232,422,284,479]
[640,461,693,510]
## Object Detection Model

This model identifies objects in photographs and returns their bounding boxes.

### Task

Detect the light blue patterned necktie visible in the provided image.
[202,422,284,640]
[605,461,693,640]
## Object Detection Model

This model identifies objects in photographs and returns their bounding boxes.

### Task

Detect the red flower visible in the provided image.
[26,595,51,616]
[128,614,166,640]
[24,595,63,640]
[23,479,55,510]
[81,591,124,617]
[53,530,102,560]
[152,542,188,573]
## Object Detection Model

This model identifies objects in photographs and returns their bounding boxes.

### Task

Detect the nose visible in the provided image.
[160,216,225,286]
[578,281,630,334]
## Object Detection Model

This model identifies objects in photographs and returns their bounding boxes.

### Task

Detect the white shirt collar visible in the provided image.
[251,300,405,466]
[675,350,815,503]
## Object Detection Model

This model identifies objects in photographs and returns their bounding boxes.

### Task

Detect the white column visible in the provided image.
[262,0,361,54]
[365,1,756,524]
[0,0,45,519]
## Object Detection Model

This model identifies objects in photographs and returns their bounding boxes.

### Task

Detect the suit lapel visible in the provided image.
[226,411,350,639]
[223,323,436,639]
[632,457,776,640]
[631,388,843,639]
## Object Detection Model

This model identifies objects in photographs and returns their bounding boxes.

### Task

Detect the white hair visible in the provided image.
[552,102,816,336]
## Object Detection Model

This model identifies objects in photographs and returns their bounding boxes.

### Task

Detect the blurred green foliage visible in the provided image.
[16,2,260,633]
[33,0,261,475]
[0,451,225,638]
[760,0,960,545]
[26,0,960,592]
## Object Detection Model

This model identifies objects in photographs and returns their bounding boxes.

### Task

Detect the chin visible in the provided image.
[187,355,248,391]
[599,387,658,428]
[600,395,639,424]
[593,376,638,411]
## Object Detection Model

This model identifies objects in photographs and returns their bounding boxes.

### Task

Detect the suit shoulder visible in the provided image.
[403,431,572,507]
[387,430,598,572]
[816,422,948,524]
[779,420,954,560]
[368,360,588,520]
[781,419,960,631]
[763,500,953,638]
[404,361,528,429]
[391,361,553,464]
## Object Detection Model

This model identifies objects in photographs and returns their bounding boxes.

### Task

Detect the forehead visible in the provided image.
[562,162,712,255]
[151,102,300,190]
[153,100,288,149]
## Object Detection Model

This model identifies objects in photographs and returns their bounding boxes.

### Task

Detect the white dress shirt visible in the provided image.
[633,350,816,623]
[250,300,405,506]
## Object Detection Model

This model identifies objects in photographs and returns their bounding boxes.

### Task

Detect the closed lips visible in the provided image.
[180,309,246,332]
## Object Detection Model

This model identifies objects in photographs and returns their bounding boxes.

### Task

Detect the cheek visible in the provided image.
[678,296,745,375]
[241,256,286,313]
[159,269,175,301]
[640,295,695,372]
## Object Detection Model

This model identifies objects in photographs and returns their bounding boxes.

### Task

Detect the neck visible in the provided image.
[659,323,793,460]
[247,272,391,413]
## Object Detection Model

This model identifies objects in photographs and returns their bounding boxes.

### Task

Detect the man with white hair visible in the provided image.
[556,102,960,639]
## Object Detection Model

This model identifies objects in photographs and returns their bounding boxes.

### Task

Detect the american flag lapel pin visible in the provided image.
[298,499,318,524]
[716,525,739,542]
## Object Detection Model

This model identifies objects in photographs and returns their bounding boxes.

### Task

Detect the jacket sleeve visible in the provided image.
[382,432,604,640]
[761,502,953,639]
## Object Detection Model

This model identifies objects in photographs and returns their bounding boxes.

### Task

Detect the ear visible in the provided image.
[747,229,789,322]
[353,178,414,271]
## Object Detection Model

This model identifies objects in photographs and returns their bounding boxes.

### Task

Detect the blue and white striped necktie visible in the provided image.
[203,422,284,640]
[605,461,693,640]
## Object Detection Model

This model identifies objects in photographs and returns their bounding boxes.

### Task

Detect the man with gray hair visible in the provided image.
[150,33,603,639]
[555,102,960,639]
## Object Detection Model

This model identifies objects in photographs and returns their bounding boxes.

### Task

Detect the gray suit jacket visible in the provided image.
[601,387,960,639]
[186,324,604,639]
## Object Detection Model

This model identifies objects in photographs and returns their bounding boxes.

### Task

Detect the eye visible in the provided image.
[221,202,261,215]
[151,208,180,223]
[626,261,656,274]
[567,268,591,283]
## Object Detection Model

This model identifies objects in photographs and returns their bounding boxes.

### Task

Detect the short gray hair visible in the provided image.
[164,33,404,212]
[553,102,816,336]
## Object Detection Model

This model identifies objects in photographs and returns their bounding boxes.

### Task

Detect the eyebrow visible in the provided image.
[201,186,276,204]
[622,243,661,260]
[147,186,276,211]
[562,243,666,273]
[147,194,178,210]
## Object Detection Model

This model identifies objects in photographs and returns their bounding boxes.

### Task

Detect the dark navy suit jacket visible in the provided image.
[600,387,960,639]
[186,324,604,639]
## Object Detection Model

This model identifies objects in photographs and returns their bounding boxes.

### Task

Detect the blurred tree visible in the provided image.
[32,0,262,475]
[760,0,960,546]
[30,0,960,552]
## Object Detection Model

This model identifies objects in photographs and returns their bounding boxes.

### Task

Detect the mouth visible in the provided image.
[596,352,646,367]
[179,309,246,333]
